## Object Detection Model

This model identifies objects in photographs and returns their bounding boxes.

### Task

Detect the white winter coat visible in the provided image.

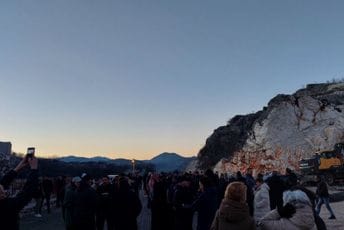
[259,205,317,230]
[254,183,270,221]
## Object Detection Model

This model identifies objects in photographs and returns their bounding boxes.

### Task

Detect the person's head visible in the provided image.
[224,182,247,203]
[286,168,292,175]
[256,173,264,186]
[199,176,212,192]
[204,169,214,178]
[119,177,130,191]
[72,176,82,188]
[0,185,7,200]
[246,168,253,176]
[283,190,311,208]
[81,173,92,185]
[102,176,110,185]
[236,171,243,179]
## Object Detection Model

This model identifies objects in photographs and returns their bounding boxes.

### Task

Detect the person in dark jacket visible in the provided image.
[189,176,218,230]
[42,177,53,214]
[32,179,43,217]
[63,176,81,230]
[245,168,255,216]
[0,156,39,230]
[71,174,97,230]
[149,174,168,230]
[113,176,142,230]
[173,179,194,230]
[285,168,298,189]
[266,171,286,210]
[236,171,255,216]
[96,176,113,230]
[315,176,336,219]
[55,176,66,208]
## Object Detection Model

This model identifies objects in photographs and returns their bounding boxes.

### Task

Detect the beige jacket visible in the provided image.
[260,205,317,230]
[210,199,256,230]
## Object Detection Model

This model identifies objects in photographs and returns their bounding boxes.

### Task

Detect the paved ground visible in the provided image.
[318,200,344,229]
[20,191,344,230]
[20,208,64,230]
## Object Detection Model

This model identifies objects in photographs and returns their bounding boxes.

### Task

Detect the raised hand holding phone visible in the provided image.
[26,147,35,158]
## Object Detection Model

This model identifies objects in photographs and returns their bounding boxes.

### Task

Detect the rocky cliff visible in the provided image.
[197,83,344,173]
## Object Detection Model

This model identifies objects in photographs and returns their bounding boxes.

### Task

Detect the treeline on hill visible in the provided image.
[37,159,156,178]
[4,156,155,178]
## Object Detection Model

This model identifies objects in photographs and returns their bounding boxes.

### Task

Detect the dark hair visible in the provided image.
[256,173,264,183]
[199,176,212,188]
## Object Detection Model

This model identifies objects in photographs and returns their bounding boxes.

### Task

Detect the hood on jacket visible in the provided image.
[256,182,270,192]
[219,199,250,223]
[289,205,316,229]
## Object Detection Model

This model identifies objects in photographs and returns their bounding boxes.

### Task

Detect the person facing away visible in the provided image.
[290,185,327,230]
[63,176,81,230]
[42,176,53,214]
[0,156,39,230]
[95,176,113,230]
[266,171,286,210]
[67,174,97,230]
[113,176,142,230]
[315,176,336,219]
[172,178,194,230]
[254,174,270,222]
[236,170,255,216]
[259,190,317,230]
[191,175,218,230]
[210,181,256,230]
[32,178,43,218]
[285,168,298,190]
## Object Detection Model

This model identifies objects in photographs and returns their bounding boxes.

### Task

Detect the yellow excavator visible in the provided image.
[299,143,344,185]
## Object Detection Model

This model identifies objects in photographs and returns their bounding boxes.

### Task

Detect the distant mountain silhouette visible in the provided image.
[57,152,195,172]
[59,156,113,163]
[149,152,196,172]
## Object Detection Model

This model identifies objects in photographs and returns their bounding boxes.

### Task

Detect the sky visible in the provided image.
[1,0,344,160]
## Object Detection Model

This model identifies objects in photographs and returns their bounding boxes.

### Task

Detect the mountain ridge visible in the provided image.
[57,152,196,172]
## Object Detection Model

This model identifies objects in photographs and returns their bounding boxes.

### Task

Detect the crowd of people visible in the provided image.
[0,156,338,230]
[143,168,335,230]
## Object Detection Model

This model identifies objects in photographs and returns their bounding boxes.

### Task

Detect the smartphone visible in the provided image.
[27,147,35,158]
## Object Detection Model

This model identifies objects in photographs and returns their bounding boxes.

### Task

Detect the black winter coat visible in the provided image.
[192,187,218,230]
[71,183,97,230]
[0,169,38,230]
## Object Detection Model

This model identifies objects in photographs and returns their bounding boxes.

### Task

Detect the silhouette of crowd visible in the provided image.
[0,157,338,230]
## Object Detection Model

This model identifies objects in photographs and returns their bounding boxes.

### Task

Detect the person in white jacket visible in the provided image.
[254,175,270,222]
[259,190,317,230]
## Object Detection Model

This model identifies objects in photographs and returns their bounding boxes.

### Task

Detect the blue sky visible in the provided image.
[1,1,344,159]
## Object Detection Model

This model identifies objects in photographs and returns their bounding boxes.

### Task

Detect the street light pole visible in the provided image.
[131,159,135,173]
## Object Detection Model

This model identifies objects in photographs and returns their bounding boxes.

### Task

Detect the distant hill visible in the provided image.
[59,156,133,165]
[149,152,196,172]
[57,152,195,172]
[58,156,112,163]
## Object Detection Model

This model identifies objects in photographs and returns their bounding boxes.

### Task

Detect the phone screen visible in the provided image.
[27,147,35,157]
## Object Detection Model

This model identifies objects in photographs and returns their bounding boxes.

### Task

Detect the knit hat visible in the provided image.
[72,176,82,183]
[283,190,311,207]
